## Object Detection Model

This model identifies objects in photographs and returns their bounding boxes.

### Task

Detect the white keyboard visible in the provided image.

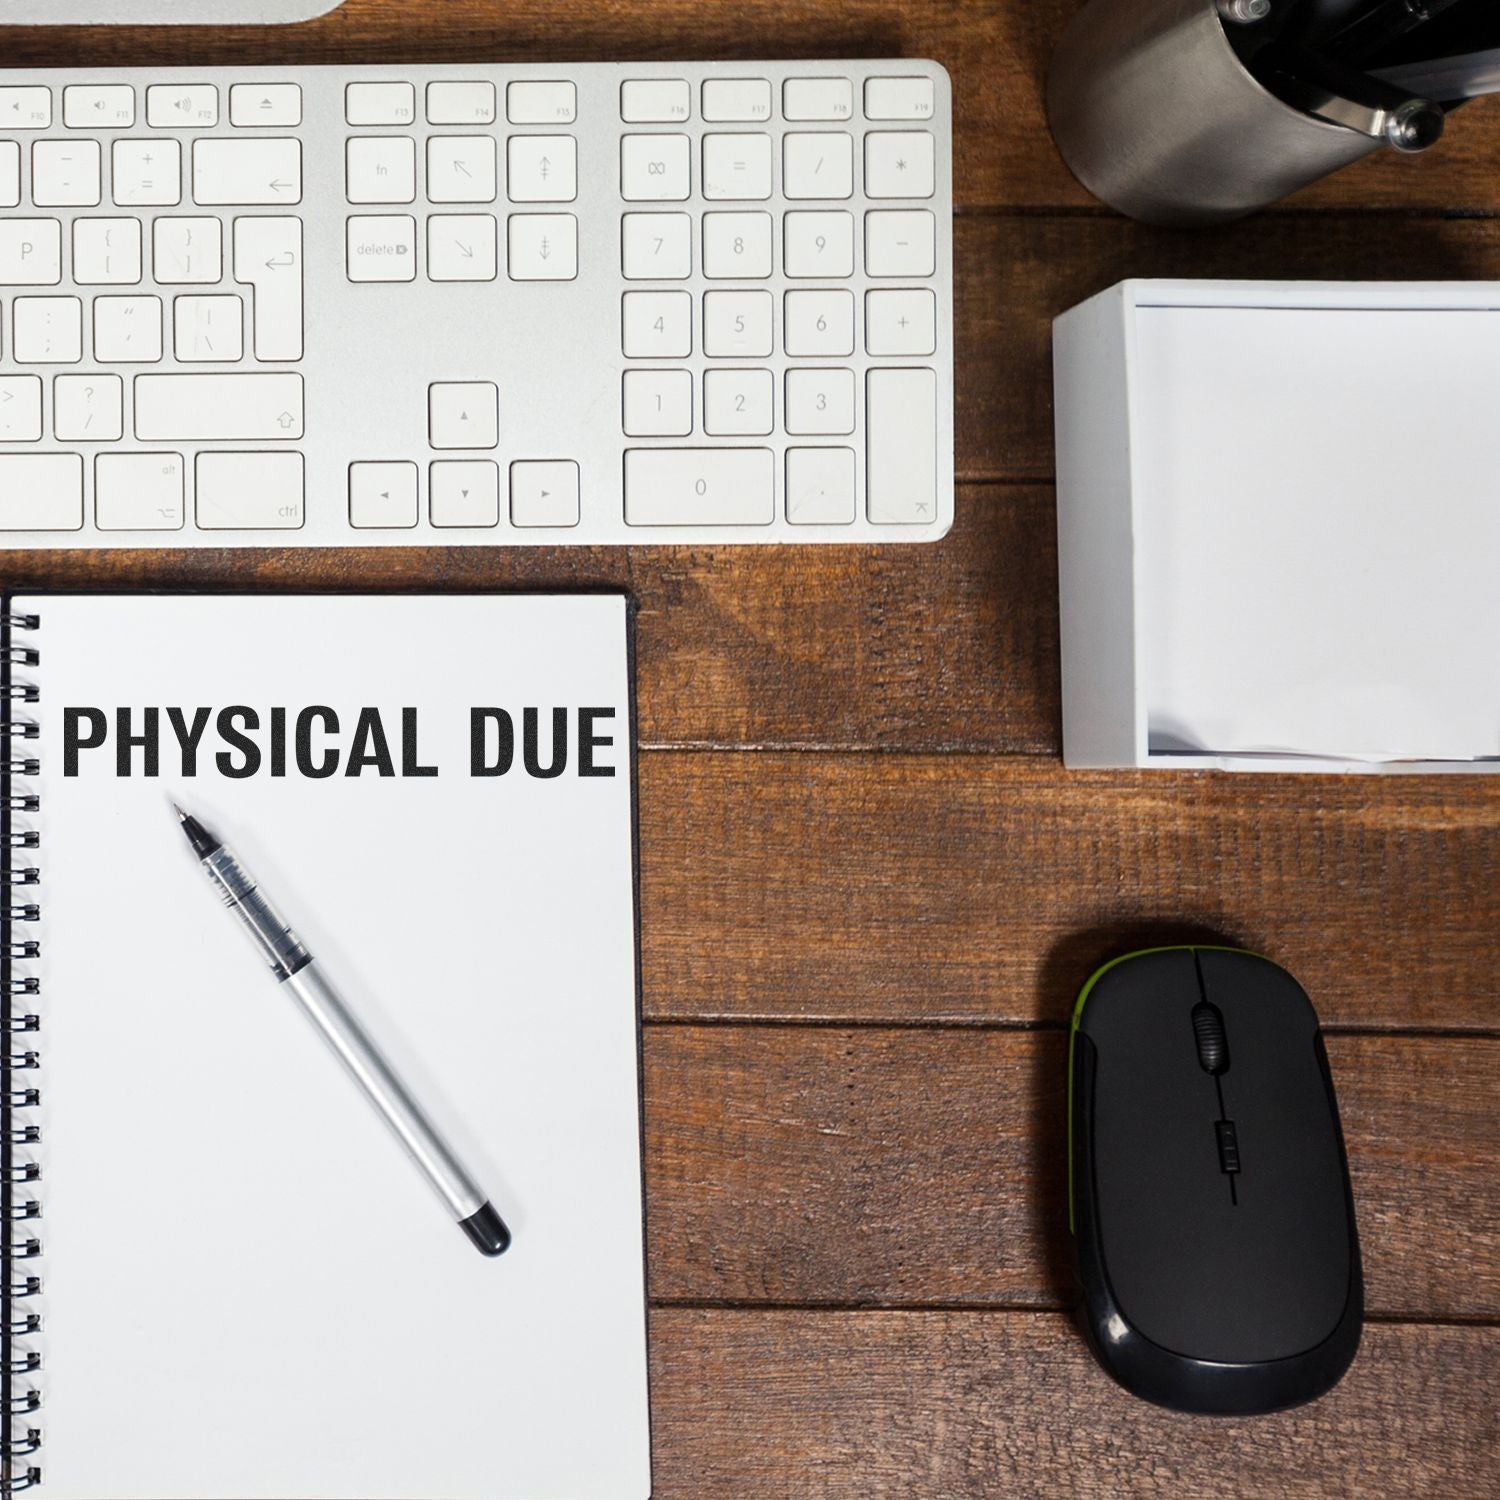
[0,61,953,547]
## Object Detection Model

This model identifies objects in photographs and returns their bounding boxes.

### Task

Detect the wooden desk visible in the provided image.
[6,4,1498,1492]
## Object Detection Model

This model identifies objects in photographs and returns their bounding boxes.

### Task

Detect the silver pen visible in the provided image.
[172,803,510,1257]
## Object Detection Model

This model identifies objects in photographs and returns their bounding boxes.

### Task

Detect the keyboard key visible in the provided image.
[0,87,51,130]
[622,369,692,437]
[865,287,937,356]
[229,83,302,128]
[134,372,304,440]
[14,297,82,363]
[429,381,498,449]
[622,291,691,358]
[349,460,419,528]
[702,211,773,279]
[785,367,855,435]
[64,85,134,129]
[865,131,935,198]
[193,137,301,205]
[427,136,496,203]
[345,82,415,126]
[112,139,181,207]
[784,289,854,357]
[507,135,576,202]
[232,216,303,361]
[864,76,936,121]
[0,143,18,208]
[624,448,773,526]
[32,141,101,207]
[507,213,577,280]
[510,459,579,528]
[865,208,936,277]
[94,295,162,362]
[866,367,936,523]
[621,80,690,123]
[174,294,244,362]
[196,450,304,528]
[95,451,185,530]
[146,84,218,129]
[702,78,771,122]
[704,368,773,436]
[430,460,499,527]
[54,374,123,441]
[0,221,61,285]
[346,215,416,282]
[784,78,853,122]
[786,446,856,525]
[346,136,416,204]
[702,134,772,200]
[153,216,222,284]
[506,81,575,125]
[74,218,142,285]
[621,134,690,201]
[427,214,497,281]
[621,212,691,280]
[0,378,43,442]
[783,132,853,200]
[783,210,854,278]
[428,81,496,126]
[0,455,83,530]
[703,290,773,358]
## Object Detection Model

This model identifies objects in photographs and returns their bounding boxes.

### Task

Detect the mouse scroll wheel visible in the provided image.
[1192,1001,1230,1075]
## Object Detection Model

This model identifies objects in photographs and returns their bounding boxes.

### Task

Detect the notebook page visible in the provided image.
[22,594,649,1500]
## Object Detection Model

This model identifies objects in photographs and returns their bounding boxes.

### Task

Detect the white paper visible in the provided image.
[1134,305,1500,761]
[19,595,649,1500]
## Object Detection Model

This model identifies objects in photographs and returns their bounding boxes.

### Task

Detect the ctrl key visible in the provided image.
[0,455,84,531]
[196,452,304,530]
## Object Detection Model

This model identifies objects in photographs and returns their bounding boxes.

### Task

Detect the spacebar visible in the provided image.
[134,373,304,441]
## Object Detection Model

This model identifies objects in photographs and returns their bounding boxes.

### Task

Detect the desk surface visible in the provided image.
[6,2,1499,1494]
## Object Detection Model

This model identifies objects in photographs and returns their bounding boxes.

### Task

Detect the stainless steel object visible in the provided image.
[1048,0,1387,225]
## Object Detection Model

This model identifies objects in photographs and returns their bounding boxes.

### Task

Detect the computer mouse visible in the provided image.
[1068,946,1362,1415]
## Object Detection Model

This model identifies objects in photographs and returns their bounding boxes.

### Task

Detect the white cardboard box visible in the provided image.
[1052,279,1500,773]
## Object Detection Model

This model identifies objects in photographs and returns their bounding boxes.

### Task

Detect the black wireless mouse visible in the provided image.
[1069,947,1362,1415]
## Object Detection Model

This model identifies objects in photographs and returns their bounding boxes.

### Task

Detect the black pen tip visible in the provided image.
[173,803,221,860]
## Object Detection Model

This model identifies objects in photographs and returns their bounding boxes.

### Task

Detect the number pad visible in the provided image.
[621,135,690,201]
[702,134,772,200]
[703,291,773,359]
[784,211,854,278]
[622,369,693,437]
[622,213,692,280]
[786,369,855,436]
[704,369,773,436]
[622,291,692,358]
[702,212,773,279]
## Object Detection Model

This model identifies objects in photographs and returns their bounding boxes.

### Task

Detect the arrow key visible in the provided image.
[429,381,498,449]
[431,460,499,527]
[510,459,579,528]
[427,214,497,282]
[349,461,419,529]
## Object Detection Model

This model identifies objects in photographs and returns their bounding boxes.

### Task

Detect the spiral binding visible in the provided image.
[0,608,40,1493]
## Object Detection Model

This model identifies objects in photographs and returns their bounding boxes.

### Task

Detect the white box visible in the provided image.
[1053,279,1500,773]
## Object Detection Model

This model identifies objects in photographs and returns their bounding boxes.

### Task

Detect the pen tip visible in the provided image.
[171,801,188,822]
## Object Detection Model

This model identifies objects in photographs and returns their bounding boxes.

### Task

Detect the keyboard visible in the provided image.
[0,61,954,547]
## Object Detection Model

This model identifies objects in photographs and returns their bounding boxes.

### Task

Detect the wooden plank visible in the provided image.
[7,1,1500,214]
[648,1309,1500,1497]
[644,1029,1500,1321]
[638,753,1500,1030]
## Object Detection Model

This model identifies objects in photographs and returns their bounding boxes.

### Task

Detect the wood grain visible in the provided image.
[637,754,1500,1030]
[648,1310,1500,1498]
[4,0,1499,214]
[644,1028,1500,1321]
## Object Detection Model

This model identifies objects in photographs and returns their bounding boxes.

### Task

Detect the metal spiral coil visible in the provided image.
[1,610,40,1492]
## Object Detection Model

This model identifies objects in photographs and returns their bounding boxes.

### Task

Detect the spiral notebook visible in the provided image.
[0,593,650,1500]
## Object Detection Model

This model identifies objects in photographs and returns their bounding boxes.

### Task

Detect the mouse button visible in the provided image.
[1077,949,1200,1048]
[1196,950,1320,1045]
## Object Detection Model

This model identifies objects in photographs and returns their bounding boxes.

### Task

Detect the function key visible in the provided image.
[507,80,576,125]
[230,83,302,127]
[0,87,52,130]
[864,76,936,121]
[63,85,134,129]
[702,78,772,123]
[621,79,690,123]
[783,78,853,121]
[345,81,416,126]
[427,81,496,125]
[146,84,218,128]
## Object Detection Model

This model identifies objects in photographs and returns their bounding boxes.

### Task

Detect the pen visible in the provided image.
[172,803,510,1258]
